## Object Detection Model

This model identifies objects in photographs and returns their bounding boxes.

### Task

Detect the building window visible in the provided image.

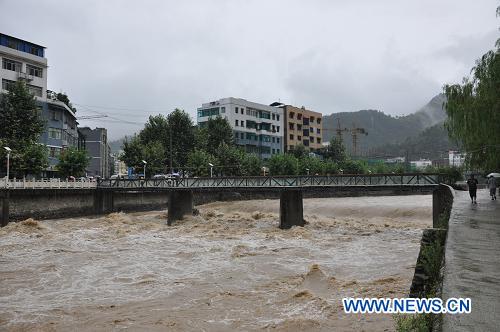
[49,128,62,139]
[272,137,275,143]
[277,115,280,121]
[298,124,302,131]
[1,79,15,91]
[303,139,309,147]
[276,149,280,153]
[49,147,61,158]
[272,148,275,154]
[221,107,225,113]
[2,58,22,72]
[51,110,61,121]
[235,132,238,139]
[276,126,280,133]
[272,113,275,120]
[272,125,275,132]
[289,122,294,130]
[241,120,244,127]
[235,107,238,114]
[310,116,315,122]
[317,118,321,124]
[289,112,294,119]
[277,138,280,143]
[27,64,43,78]
[198,107,219,117]
[310,127,314,133]
[235,119,239,126]
[317,137,321,144]
[317,128,321,134]
[27,84,42,97]
[298,135,302,141]
[289,134,294,140]
[297,113,302,120]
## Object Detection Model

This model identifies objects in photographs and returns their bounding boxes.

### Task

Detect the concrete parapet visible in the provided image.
[279,189,304,229]
[168,190,193,225]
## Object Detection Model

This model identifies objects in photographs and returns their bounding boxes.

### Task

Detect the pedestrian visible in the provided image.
[466,174,478,204]
[487,175,497,200]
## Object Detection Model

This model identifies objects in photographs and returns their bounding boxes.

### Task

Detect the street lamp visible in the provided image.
[142,160,147,179]
[4,147,11,184]
[306,168,310,176]
[208,163,214,178]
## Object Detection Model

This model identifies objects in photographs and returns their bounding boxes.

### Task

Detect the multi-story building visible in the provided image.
[271,103,323,152]
[1,33,78,176]
[197,97,284,159]
[78,127,112,178]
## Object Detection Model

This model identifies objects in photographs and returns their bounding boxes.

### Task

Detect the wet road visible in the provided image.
[442,189,500,331]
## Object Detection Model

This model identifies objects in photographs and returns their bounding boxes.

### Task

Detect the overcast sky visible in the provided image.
[2,0,498,139]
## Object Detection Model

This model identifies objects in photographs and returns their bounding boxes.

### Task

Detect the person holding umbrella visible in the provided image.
[487,174,498,200]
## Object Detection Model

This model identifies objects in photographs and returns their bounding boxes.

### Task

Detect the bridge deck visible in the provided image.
[97,173,443,191]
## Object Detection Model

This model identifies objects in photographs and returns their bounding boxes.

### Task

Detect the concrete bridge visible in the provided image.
[1,173,450,228]
[95,173,448,228]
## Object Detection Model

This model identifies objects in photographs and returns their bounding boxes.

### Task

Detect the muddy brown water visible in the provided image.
[0,195,431,331]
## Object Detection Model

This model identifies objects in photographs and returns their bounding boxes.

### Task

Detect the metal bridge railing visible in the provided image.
[1,178,97,189]
[97,173,444,189]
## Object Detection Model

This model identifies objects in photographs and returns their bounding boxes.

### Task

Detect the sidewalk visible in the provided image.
[442,189,500,331]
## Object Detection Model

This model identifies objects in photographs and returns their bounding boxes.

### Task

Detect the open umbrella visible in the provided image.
[486,173,500,178]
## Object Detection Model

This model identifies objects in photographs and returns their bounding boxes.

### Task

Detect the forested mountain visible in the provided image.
[321,94,448,156]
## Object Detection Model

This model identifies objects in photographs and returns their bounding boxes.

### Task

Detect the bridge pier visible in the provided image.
[93,189,114,215]
[0,190,9,227]
[280,189,304,229]
[168,190,193,225]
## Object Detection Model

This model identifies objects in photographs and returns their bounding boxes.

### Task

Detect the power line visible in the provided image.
[73,102,170,114]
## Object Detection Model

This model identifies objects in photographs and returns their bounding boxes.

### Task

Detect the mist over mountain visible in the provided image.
[321,94,448,156]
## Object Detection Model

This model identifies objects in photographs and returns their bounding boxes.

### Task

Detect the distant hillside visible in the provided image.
[322,94,447,155]
[109,138,125,153]
[372,123,459,160]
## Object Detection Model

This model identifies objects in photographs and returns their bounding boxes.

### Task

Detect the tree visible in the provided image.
[241,153,261,176]
[186,149,217,177]
[47,90,78,113]
[56,147,90,177]
[298,156,324,175]
[289,144,308,159]
[120,135,144,172]
[268,154,299,175]
[0,81,47,177]
[341,160,366,174]
[443,11,500,170]
[320,137,347,163]
[203,116,234,155]
[166,109,195,168]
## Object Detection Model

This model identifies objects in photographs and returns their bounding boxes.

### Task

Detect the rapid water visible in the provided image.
[0,195,431,331]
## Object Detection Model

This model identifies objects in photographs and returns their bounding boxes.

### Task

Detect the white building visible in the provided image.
[411,159,433,169]
[1,33,47,99]
[449,150,465,167]
[197,97,284,159]
[1,33,79,176]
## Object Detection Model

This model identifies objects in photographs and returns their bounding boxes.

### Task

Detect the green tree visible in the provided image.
[142,141,166,177]
[298,156,324,175]
[443,12,500,170]
[289,144,308,159]
[241,153,261,176]
[268,153,299,175]
[166,109,195,168]
[203,116,234,155]
[0,81,47,177]
[120,135,144,172]
[320,137,347,163]
[186,149,217,177]
[215,143,244,176]
[341,160,366,174]
[323,160,339,175]
[56,147,90,177]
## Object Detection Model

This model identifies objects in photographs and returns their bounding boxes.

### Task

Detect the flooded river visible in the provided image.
[0,195,431,331]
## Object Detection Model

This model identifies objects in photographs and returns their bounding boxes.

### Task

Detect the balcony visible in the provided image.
[17,71,34,82]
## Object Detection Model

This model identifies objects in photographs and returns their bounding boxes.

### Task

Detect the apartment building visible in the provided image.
[78,127,112,178]
[271,103,323,152]
[0,33,79,175]
[197,97,284,159]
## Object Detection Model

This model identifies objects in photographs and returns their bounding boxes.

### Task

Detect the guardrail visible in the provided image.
[1,178,97,189]
[97,173,444,189]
